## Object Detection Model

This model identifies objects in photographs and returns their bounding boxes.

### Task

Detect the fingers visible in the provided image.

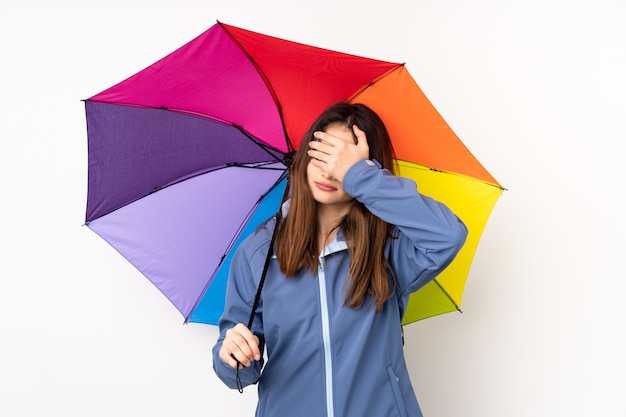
[308,131,351,162]
[307,141,331,164]
[352,124,369,149]
[308,126,369,182]
[311,129,337,145]
[309,133,335,155]
[348,124,370,163]
[310,126,368,157]
[219,323,261,369]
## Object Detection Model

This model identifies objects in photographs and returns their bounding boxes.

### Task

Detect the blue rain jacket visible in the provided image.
[213,159,468,417]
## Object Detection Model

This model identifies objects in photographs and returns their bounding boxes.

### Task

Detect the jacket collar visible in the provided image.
[321,231,348,257]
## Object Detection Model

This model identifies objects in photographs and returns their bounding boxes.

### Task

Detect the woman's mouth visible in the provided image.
[314,181,337,192]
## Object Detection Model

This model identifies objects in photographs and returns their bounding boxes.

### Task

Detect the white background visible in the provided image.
[2,1,625,416]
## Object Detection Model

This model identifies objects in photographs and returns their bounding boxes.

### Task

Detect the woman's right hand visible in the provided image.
[218,323,261,368]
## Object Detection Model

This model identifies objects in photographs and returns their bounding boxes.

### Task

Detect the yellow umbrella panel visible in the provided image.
[396,161,502,324]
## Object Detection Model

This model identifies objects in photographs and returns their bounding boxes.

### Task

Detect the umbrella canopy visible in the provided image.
[84,21,503,326]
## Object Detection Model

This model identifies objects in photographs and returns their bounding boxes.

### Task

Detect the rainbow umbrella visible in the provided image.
[84,22,503,326]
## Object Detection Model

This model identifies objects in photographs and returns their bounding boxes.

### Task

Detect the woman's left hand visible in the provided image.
[308,124,369,182]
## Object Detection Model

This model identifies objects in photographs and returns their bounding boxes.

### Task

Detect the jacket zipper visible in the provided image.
[317,255,334,417]
[317,239,347,417]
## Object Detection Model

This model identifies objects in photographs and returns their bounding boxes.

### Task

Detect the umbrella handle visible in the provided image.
[233,214,276,394]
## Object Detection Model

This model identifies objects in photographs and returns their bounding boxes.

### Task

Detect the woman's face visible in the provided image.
[306,123,355,209]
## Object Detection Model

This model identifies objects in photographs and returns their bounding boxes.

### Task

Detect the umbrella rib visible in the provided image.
[157,161,286,190]
[153,104,288,163]
[216,169,288,269]
[218,21,294,152]
[394,159,506,191]
[348,63,406,102]
[185,170,289,323]
[138,103,289,162]
[84,162,286,224]
[432,278,462,313]
[86,99,288,164]
[230,123,287,163]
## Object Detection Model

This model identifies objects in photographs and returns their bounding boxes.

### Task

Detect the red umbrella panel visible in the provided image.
[84,22,503,325]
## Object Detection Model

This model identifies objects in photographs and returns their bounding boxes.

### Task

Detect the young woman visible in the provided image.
[212,102,468,417]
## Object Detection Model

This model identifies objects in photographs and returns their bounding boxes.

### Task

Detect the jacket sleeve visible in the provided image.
[342,159,468,296]
[212,234,266,390]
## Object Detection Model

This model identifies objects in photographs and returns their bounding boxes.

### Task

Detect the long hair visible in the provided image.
[274,102,397,312]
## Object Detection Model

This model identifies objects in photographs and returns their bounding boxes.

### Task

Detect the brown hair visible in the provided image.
[274,102,397,312]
